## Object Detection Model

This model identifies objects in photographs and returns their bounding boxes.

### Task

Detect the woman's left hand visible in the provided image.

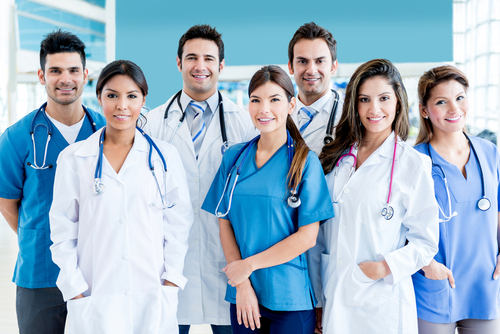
[493,255,500,280]
[358,260,391,280]
[223,259,253,287]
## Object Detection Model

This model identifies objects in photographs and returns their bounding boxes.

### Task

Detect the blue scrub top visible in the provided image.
[412,137,500,323]
[202,139,334,311]
[0,105,105,289]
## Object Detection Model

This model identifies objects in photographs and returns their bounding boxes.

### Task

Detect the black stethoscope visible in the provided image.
[163,90,229,155]
[300,89,340,145]
[214,131,301,218]
[28,102,98,170]
[427,132,491,220]
[92,126,173,210]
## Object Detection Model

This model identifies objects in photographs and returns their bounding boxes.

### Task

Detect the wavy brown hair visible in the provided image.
[415,65,469,145]
[248,65,309,190]
[319,59,409,174]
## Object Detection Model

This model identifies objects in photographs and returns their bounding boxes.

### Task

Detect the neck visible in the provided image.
[45,98,85,126]
[360,128,392,151]
[258,129,287,153]
[298,89,328,106]
[429,130,468,153]
[104,126,136,146]
[184,86,217,102]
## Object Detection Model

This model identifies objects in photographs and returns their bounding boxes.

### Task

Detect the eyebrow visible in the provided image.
[185,53,216,59]
[358,92,392,97]
[104,88,140,94]
[47,66,81,71]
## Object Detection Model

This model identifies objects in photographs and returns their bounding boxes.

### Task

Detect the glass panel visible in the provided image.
[454,34,465,63]
[81,0,105,8]
[453,2,466,33]
[491,21,500,52]
[475,117,486,130]
[487,85,498,110]
[489,54,500,85]
[477,0,490,24]
[466,0,475,30]
[475,86,486,117]
[475,55,488,86]
[476,23,488,55]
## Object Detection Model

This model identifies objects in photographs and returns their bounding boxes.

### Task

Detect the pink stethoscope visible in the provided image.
[332,136,398,220]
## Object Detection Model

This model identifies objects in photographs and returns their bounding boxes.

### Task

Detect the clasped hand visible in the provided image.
[223,259,253,287]
[358,260,391,281]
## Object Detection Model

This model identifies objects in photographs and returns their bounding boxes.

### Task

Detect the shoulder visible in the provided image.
[150,136,181,159]
[85,107,106,125]
[470,136,498,155]
[3,109,38,135]
[222,95,250,119]
[146,101,170,120]
[398,140,432,175]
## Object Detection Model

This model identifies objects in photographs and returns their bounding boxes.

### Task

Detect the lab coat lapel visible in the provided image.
[117,129,148,175]
[166,103,196,159]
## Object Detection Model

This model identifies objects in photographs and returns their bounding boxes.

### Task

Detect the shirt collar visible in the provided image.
[181,90,218,115]
[296,90,333,114]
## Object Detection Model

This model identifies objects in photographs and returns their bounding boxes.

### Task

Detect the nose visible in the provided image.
[194,58,206,71]
[306,61,318,75]
[116,96,128,110]
[59,70,72,85]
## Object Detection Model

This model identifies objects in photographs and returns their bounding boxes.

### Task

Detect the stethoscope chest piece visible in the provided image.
[92,179,105,195]
[478,197,491,211]
[288,189,301,208]
[381,205,394,220]
[221,142,229,155]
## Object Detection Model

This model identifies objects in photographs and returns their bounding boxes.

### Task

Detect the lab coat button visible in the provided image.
[122,255,129,261]
[119,219,125,224]
[193,208,199,214]
[339,199,344,204]
[344,188,350,194]
[340,224,346,231]
[194,240,199,245]
[125,290,131,296]
[194,178,199,183]
[337,260,343,266]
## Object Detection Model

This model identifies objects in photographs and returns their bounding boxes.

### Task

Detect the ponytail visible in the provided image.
[286,116,309,190]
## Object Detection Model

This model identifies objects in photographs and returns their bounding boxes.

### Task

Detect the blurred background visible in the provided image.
[0,0,499,333]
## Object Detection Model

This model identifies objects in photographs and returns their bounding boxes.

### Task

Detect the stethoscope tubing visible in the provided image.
[162,90,228,147]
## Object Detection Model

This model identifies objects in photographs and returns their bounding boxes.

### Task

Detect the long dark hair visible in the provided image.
[96,60,148,127]
[248,65,309,190]
[319,59,409,174]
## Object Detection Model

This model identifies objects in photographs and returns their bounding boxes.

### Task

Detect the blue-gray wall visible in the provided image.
[116,0,453,108]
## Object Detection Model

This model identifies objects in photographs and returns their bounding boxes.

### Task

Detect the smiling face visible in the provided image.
[357,76,398,138]
[98,74,145,135]
[38,52,88,107]
[421,80,468,136]
[288,38,338,105]
[249,82,295,137]
[177,38,224,101]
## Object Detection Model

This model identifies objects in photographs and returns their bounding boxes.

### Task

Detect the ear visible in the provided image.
[331,60,339,75]
[219,58,225,73]
[83,68,89,85]
[176,56,182,72]
[38,69,45,85]
[288,61,294,75]
[97,93,102,106]
[288,96,296,115]
[419,103,427,118]
[142,96,146,107]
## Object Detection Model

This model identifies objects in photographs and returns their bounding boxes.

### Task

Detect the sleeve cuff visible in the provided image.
[378,253,395,285]
[161,267,188,290]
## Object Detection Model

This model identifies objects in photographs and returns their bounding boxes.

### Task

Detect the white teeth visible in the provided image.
[259,118,273,122]
[446,115,461,121]
[115,116,130,120]
[305,78,319,82]
[194,75,208,78]
[369,116,384,121]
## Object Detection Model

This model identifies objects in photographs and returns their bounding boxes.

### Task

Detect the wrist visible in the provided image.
[380,260,391,277]
[236,279,251,290]
[245,256,258,272]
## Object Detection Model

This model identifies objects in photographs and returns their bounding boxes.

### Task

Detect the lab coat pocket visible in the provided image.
[160,285,179,332]
[412,270,449,315]
[342,264,385,310]
[66,296,94,333]
[320,253,331,300]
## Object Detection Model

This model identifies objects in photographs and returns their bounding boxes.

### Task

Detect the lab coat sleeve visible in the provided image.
[49,149,89,301]
[0,129,25,199]
[160,147,193,289]
[307,222,327,307]
[379,158,439,285]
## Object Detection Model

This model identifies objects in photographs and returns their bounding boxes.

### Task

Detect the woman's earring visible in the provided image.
[424,115,429,119]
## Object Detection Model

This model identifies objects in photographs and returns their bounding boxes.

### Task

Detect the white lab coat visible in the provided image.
[144,93,256,325]
[291,93,344,156]
[49,128,193,334]
[309,133,439,334]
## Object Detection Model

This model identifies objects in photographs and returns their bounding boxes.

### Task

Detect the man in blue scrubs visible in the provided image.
[0,30,105,334]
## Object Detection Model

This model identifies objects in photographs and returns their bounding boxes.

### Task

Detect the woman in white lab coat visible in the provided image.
[311,59,439,334]
[49,60,193,334]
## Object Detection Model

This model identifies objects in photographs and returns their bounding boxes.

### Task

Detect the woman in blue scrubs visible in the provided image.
[202,65,334,334]
[413,65,500,333]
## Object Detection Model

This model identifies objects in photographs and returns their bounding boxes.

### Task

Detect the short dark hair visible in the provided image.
[40,29,86,71]
[177,24,224,64]
[288,22,337,67]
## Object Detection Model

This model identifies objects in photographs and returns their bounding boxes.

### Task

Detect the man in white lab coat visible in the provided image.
[144,24,256,334]
[288,22,344,156]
